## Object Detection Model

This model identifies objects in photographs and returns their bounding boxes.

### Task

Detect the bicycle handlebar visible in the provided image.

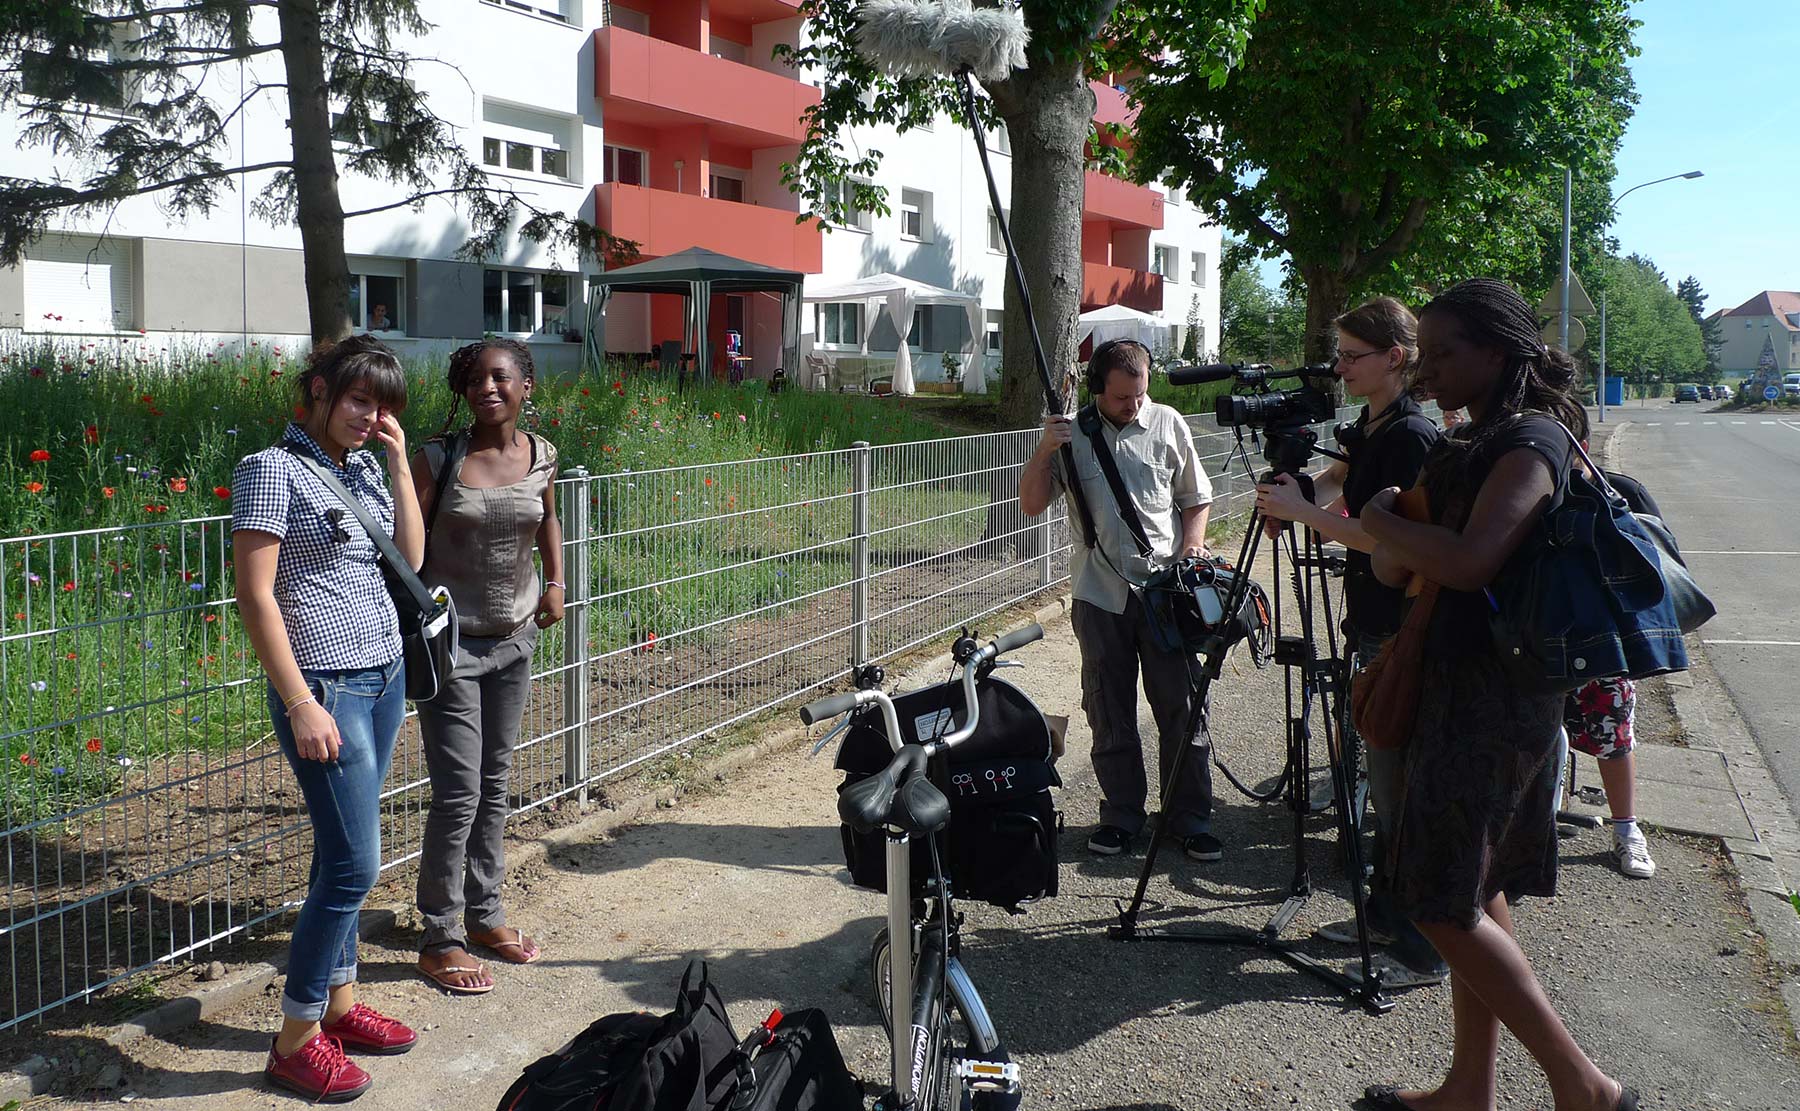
[798,691,861,726]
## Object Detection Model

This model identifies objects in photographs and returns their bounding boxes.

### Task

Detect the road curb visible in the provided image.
[0,597,1071,1104]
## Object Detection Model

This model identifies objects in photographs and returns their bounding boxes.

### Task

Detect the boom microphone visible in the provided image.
[1167,362,1255,386]
[854,0,1029,81]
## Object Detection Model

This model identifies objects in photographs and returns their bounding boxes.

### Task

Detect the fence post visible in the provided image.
[1036,514,1052,588]
[560,467,592,806]
[851,441,871,669]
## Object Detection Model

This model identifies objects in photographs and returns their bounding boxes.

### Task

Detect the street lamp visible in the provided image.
[1594,170,1704,422]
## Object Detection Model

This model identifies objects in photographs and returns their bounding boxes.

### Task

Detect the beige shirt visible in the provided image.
[422,433,559,638]
[1050,401,1214,615]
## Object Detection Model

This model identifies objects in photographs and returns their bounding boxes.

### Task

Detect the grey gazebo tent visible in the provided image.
[584,247,805,380]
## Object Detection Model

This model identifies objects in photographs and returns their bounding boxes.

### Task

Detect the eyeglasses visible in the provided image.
[325,508,351,543]
[1336,348,1386,367]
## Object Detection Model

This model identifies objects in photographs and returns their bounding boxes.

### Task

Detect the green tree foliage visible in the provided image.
[1676,274,1724,375]
[1600,254,1707,391]
[0,0,633,342]
[1120,0,1637,361]
[778,0,1262,428]
[1216,238,1303,366]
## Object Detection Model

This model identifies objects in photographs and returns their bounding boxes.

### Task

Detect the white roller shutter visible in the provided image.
[24,236,134,332]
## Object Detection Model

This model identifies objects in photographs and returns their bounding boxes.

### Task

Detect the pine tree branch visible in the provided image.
[8,159,291,214]
[340,186,484,219]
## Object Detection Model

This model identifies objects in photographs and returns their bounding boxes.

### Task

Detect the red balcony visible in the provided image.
[1084,170,1163,229]
[1091,80,1135,131]
[595,26,820,148]
[597,182,822,273]
[1082,261,1163,314]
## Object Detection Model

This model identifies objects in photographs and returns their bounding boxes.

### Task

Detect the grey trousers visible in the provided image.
[415,623,539,952]
[1072,596,1213,838]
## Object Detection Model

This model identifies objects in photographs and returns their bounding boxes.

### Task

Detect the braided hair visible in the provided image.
[435,338,537,439]
[1418,278,1587,514]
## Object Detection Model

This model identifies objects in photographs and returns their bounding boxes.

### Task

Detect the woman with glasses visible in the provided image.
[232,336,424,1102]
[1254,297,1446,988]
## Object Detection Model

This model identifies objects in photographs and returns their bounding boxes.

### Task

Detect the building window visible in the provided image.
[1152,245,1177,279]
[332,110,394,150]
[900,188,932,242]
[23,235,136,332]
[348,273,404,334]
[484,269,578,335]
[482,101,575,181]
[988,208,1007,253]
[709,170,746,203]
[987,122,1010,155]
[482,0,572,24]
[1190,251,1207,287]
[907,307,937,350]
[984,309,1003,355]
[815,302,863,348]
[608,6,648,32]
[603,144,647,186]
[20,33,138,113]
[829,179,872,232]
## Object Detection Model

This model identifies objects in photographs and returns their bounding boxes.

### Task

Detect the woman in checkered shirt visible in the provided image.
[231,336,425,1102]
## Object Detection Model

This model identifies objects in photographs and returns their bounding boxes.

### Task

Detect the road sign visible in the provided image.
[1541,316,1587,351]
[1765,385,1781,401]
[1539,271,1597,318]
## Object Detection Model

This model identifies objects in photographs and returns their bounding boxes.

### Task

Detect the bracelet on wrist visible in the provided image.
[543,580,565,592]
[284,695,317,715]
[281,689,313,710]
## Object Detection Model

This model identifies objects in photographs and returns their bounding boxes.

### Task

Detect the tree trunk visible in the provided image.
[277,0,353,345]
[989,61,1092,431]
[1299,266,1351,366]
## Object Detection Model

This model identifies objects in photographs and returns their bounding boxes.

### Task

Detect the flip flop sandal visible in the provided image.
[1362,1085,1420,1110]
[417,959,494,995]
[471,930,542,965]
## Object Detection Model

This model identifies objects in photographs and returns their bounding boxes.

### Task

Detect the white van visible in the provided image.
[1785,372,1800,398]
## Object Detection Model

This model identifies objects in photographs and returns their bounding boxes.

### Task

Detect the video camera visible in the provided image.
[1166,361,1341,474]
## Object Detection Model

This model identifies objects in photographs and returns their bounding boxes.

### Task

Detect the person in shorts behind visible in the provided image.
[1018,339,1220,861]
[1255,297,1446,988]
[232,336,423,1102]
[1564,677,1655,877]
[1360,278,1636,1111]
[412,339,564,994]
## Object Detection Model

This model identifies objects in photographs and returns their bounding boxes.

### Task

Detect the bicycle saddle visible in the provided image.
[838,745,950,836]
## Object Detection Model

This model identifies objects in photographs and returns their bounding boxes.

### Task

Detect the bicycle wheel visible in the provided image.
[870,928,969,1111]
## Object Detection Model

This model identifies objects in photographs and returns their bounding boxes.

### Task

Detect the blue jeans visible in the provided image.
[267,657,405,1021]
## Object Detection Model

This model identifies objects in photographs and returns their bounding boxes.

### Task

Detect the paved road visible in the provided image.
[1603,400,1800,809]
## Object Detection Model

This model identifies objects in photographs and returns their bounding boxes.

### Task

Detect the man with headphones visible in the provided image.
[1018,339,1220,860]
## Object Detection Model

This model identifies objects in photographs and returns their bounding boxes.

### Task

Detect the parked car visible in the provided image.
[1674,385,1700,403]
[1696,385,1713,400]
[1786,373,1800,398]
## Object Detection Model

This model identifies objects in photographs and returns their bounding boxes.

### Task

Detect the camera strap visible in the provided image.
[1077,404,1156,560]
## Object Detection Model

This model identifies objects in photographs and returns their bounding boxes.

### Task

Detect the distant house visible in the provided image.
[1710,290,1800,378]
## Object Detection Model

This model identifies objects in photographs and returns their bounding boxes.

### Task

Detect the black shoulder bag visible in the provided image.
[284,446,460,702]
[1077,406,1269,657]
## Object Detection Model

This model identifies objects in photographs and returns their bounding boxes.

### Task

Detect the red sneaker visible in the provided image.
[265,1032,372,1102]
[321,1002,418,1055]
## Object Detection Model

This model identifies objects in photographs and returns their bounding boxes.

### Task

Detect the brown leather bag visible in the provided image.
[1349,487,1437,751]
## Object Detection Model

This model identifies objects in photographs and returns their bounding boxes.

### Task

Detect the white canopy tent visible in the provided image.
[1077,303,1174,352]
[803,273,986,395]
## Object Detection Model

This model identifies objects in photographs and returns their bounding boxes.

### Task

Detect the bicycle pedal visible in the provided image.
[955,1057,1021,1092]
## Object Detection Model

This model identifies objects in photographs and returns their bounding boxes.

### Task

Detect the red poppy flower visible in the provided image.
[84,425,99,444]
[61,582,75,592]
[18,753,34,767]
[294,406,306,419]
[139,394,153,404]
[213,486,230,499]
[203,613,217,623]
[28,449,50,463]
[102,487,115,499]
[24,481,43,493]
[168,477,189,494]
[581,388,591,396]
[86,738,102,753]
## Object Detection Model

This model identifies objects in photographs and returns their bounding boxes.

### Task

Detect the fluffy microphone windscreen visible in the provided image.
[854,0,1030,82]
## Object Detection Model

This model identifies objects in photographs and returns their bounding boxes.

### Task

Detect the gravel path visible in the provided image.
[34,616,1800,1110]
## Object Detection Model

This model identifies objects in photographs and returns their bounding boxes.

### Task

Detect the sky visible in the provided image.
[1610,0,1800,314]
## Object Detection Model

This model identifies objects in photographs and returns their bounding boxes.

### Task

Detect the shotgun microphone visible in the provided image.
[1166,362,1254,386]
[854,0,1029,81]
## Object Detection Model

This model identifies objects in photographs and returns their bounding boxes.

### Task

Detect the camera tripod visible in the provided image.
[1108,423,1395,1016]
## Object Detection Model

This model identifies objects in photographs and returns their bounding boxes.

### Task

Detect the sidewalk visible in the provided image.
[16,595,1799,1110]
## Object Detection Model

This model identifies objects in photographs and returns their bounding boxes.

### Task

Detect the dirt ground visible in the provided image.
[22,615,1800,1111]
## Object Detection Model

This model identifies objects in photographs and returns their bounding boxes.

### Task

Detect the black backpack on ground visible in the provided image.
[835,675,1060,912]
[495,962,861,1111]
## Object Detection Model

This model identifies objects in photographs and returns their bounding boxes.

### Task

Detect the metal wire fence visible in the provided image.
[0,405,1359,1031]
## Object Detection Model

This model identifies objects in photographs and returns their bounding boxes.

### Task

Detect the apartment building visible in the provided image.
[0,0,1220,383]
[1710,290,1800,379]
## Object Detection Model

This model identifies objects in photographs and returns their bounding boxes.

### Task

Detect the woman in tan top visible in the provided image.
[409,339,564,994]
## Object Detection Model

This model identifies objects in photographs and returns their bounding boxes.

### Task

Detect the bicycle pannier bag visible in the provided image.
[727,1009,862,1111]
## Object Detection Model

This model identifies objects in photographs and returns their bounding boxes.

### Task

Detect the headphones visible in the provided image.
[1086,338,1153,397]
